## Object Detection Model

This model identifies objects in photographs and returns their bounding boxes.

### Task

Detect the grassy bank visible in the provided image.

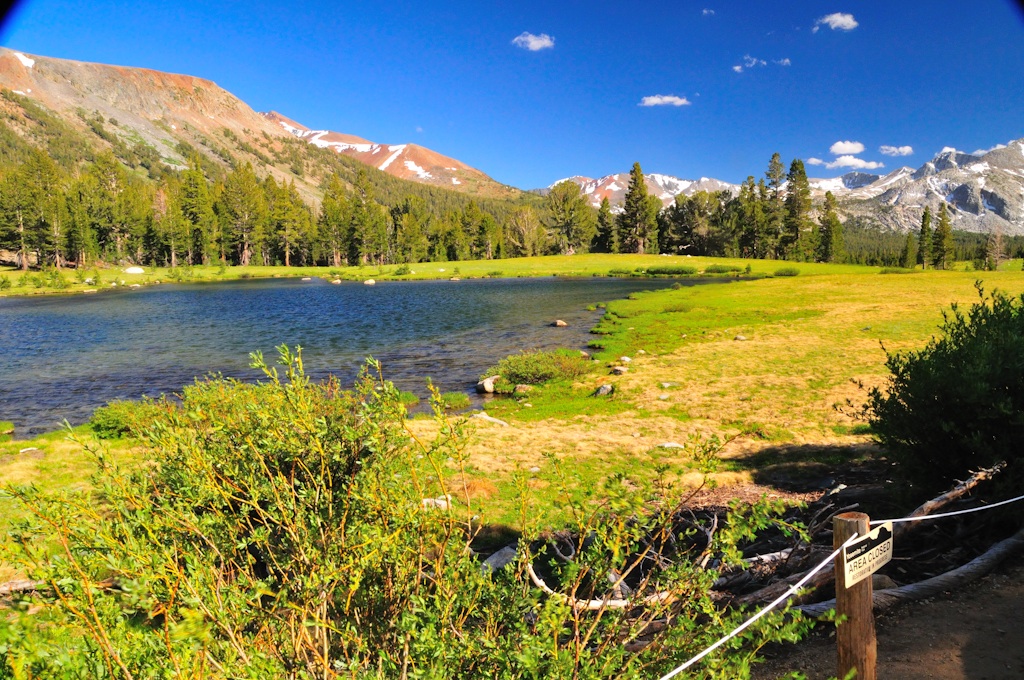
[6,253,1018,298]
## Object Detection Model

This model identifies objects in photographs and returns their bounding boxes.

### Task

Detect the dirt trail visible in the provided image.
[753,554,1024,679]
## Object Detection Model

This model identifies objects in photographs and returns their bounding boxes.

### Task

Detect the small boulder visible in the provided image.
[872,574,898,590]
[611,366,628,375]
[123,266,144,274]
[331,279,342,284]
[476,375,500,394]
[658,394,669,401]
[528,466,541,473]
[513,384,533,395]
[660,382,679,389]
[619,356,632,363]
[592,384,615,397]
[636,349,646,355]
[734,335,748,341]
[579,350,590,359]
[363,279,376,285]
[658,442,684,449]
[301,277,312,281]
[482,545,518,574]
[552,319,568,327]
[422,495,452,511]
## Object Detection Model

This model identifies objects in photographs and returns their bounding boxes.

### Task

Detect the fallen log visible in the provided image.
[0,580,44,596]
[796,524,1024,618]
[892,462,1006,539]
[527,562,676,612]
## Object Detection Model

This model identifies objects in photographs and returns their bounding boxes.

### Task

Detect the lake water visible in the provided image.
[0,276,717,435]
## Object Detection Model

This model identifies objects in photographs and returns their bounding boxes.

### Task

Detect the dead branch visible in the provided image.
[526,562,675,612]
[0,580,45,596]
[796,524,1024,618]
[894,462,1006,539]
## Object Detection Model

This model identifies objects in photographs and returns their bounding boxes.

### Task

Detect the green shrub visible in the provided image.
[702,264,741,275]
[607,267,633,276]
[0,348,815,677]
[486,270,503,278]
[0,275,10,290]
[393,264,412,276]
[879,267,918,275]
[773,267,800,277]
[483,349,592,387]
[646,265,698,276]
[89,399,171,439]
[868,286,1024,494]
[0,420,12,442]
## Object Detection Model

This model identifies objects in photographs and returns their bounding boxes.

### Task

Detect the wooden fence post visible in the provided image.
[834,512,876,680]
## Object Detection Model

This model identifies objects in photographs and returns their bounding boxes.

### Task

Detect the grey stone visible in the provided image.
[470,412,509,427]
[593,384,615,397]
[482,545,518,574]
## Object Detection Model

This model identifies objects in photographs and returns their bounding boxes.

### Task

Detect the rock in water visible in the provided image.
[476,375,500,394]
[552,319,568,327]
[363,279,375,285]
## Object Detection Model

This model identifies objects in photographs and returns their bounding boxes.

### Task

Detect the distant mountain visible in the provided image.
[808,141,1024,234]
[546,173,738,211]
[261,111,515,198]
[0,48,517,201]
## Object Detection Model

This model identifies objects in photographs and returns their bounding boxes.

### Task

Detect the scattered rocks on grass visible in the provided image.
[620,356,632,363]
[611,366,628,375]
[592,384,615,397]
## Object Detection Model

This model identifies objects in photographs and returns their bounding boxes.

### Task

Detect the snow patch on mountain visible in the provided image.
[13,52,34,68]
[378,145,406,171]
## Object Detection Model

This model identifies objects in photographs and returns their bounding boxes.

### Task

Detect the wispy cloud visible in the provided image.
[639,94,691,107]
[879,145,913,157]
[813,12,858,33]
[972,143,1006,155]
[830,140,865,155]
[807,158,825,166]
[512,32,555,51]
[702,8,715,16]
[823,155,884,170]
[732,65,744,73]
[733,55,789,73]
[415,126,424,133]
[773,58,791,66]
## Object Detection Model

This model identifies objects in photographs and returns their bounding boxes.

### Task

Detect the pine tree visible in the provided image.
[816,191,844,263]
[899,231,917,269]
[916,207,932,269]
[179,155,217,265]
[616,163,658,254]
[592,197,617,253]
[931,202,954,269]
[505,207,546,257]
[546,180,597,254]
[764,153,786,258]
[222,163,267,266]
[782,159,813,260]
[986,222,1006,270]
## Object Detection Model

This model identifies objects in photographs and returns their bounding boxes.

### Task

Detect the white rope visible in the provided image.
[657,533,861,680]
[871,491,1024,525]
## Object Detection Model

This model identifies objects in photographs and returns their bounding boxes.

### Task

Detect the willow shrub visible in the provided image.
[869,285,1024,495]
[2,346,813,679]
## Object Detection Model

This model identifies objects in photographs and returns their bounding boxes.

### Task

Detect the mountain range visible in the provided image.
[0,47,1021,235]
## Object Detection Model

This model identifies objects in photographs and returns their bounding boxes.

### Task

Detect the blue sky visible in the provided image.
[2,1,1023,189]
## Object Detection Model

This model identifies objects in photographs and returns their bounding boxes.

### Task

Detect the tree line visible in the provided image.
[0,135,1016,270]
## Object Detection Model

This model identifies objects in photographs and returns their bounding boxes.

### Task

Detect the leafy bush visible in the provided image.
[773,267,800,277]
[1,348,816,678]
[483,349,592,388]
[703,264,741,274]
[0,275,10,290]
[393,264,412,275]
[879,267,918,275]
[89,398,172,439]
[868,286,1024,494]
[397,389,420,406]
[0,420,12,443]
[646,265,698,276]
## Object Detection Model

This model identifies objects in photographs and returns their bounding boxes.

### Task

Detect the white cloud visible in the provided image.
[972,144,1006,155]
[813,12,858,33]
[830,140,865,155]
[512,32,554,51]
[941,146,958,153]
[702,8,715,16]
[743,54,766,68]
[415,126,424,133]
[879,145,913,157]
[773,58,791,66]
[732,65,744,73]
[639,94,691,107]
[825,155,884,170]
[807,158,825,166]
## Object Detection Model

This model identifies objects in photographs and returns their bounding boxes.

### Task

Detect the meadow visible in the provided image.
[4,254,1023,534]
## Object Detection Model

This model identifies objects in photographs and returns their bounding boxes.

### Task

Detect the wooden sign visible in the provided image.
[843,521,893,588]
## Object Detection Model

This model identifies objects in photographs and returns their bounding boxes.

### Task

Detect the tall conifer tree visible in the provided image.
[616,163,658,254]
[916,206,932,269]
[931,202,954,269]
